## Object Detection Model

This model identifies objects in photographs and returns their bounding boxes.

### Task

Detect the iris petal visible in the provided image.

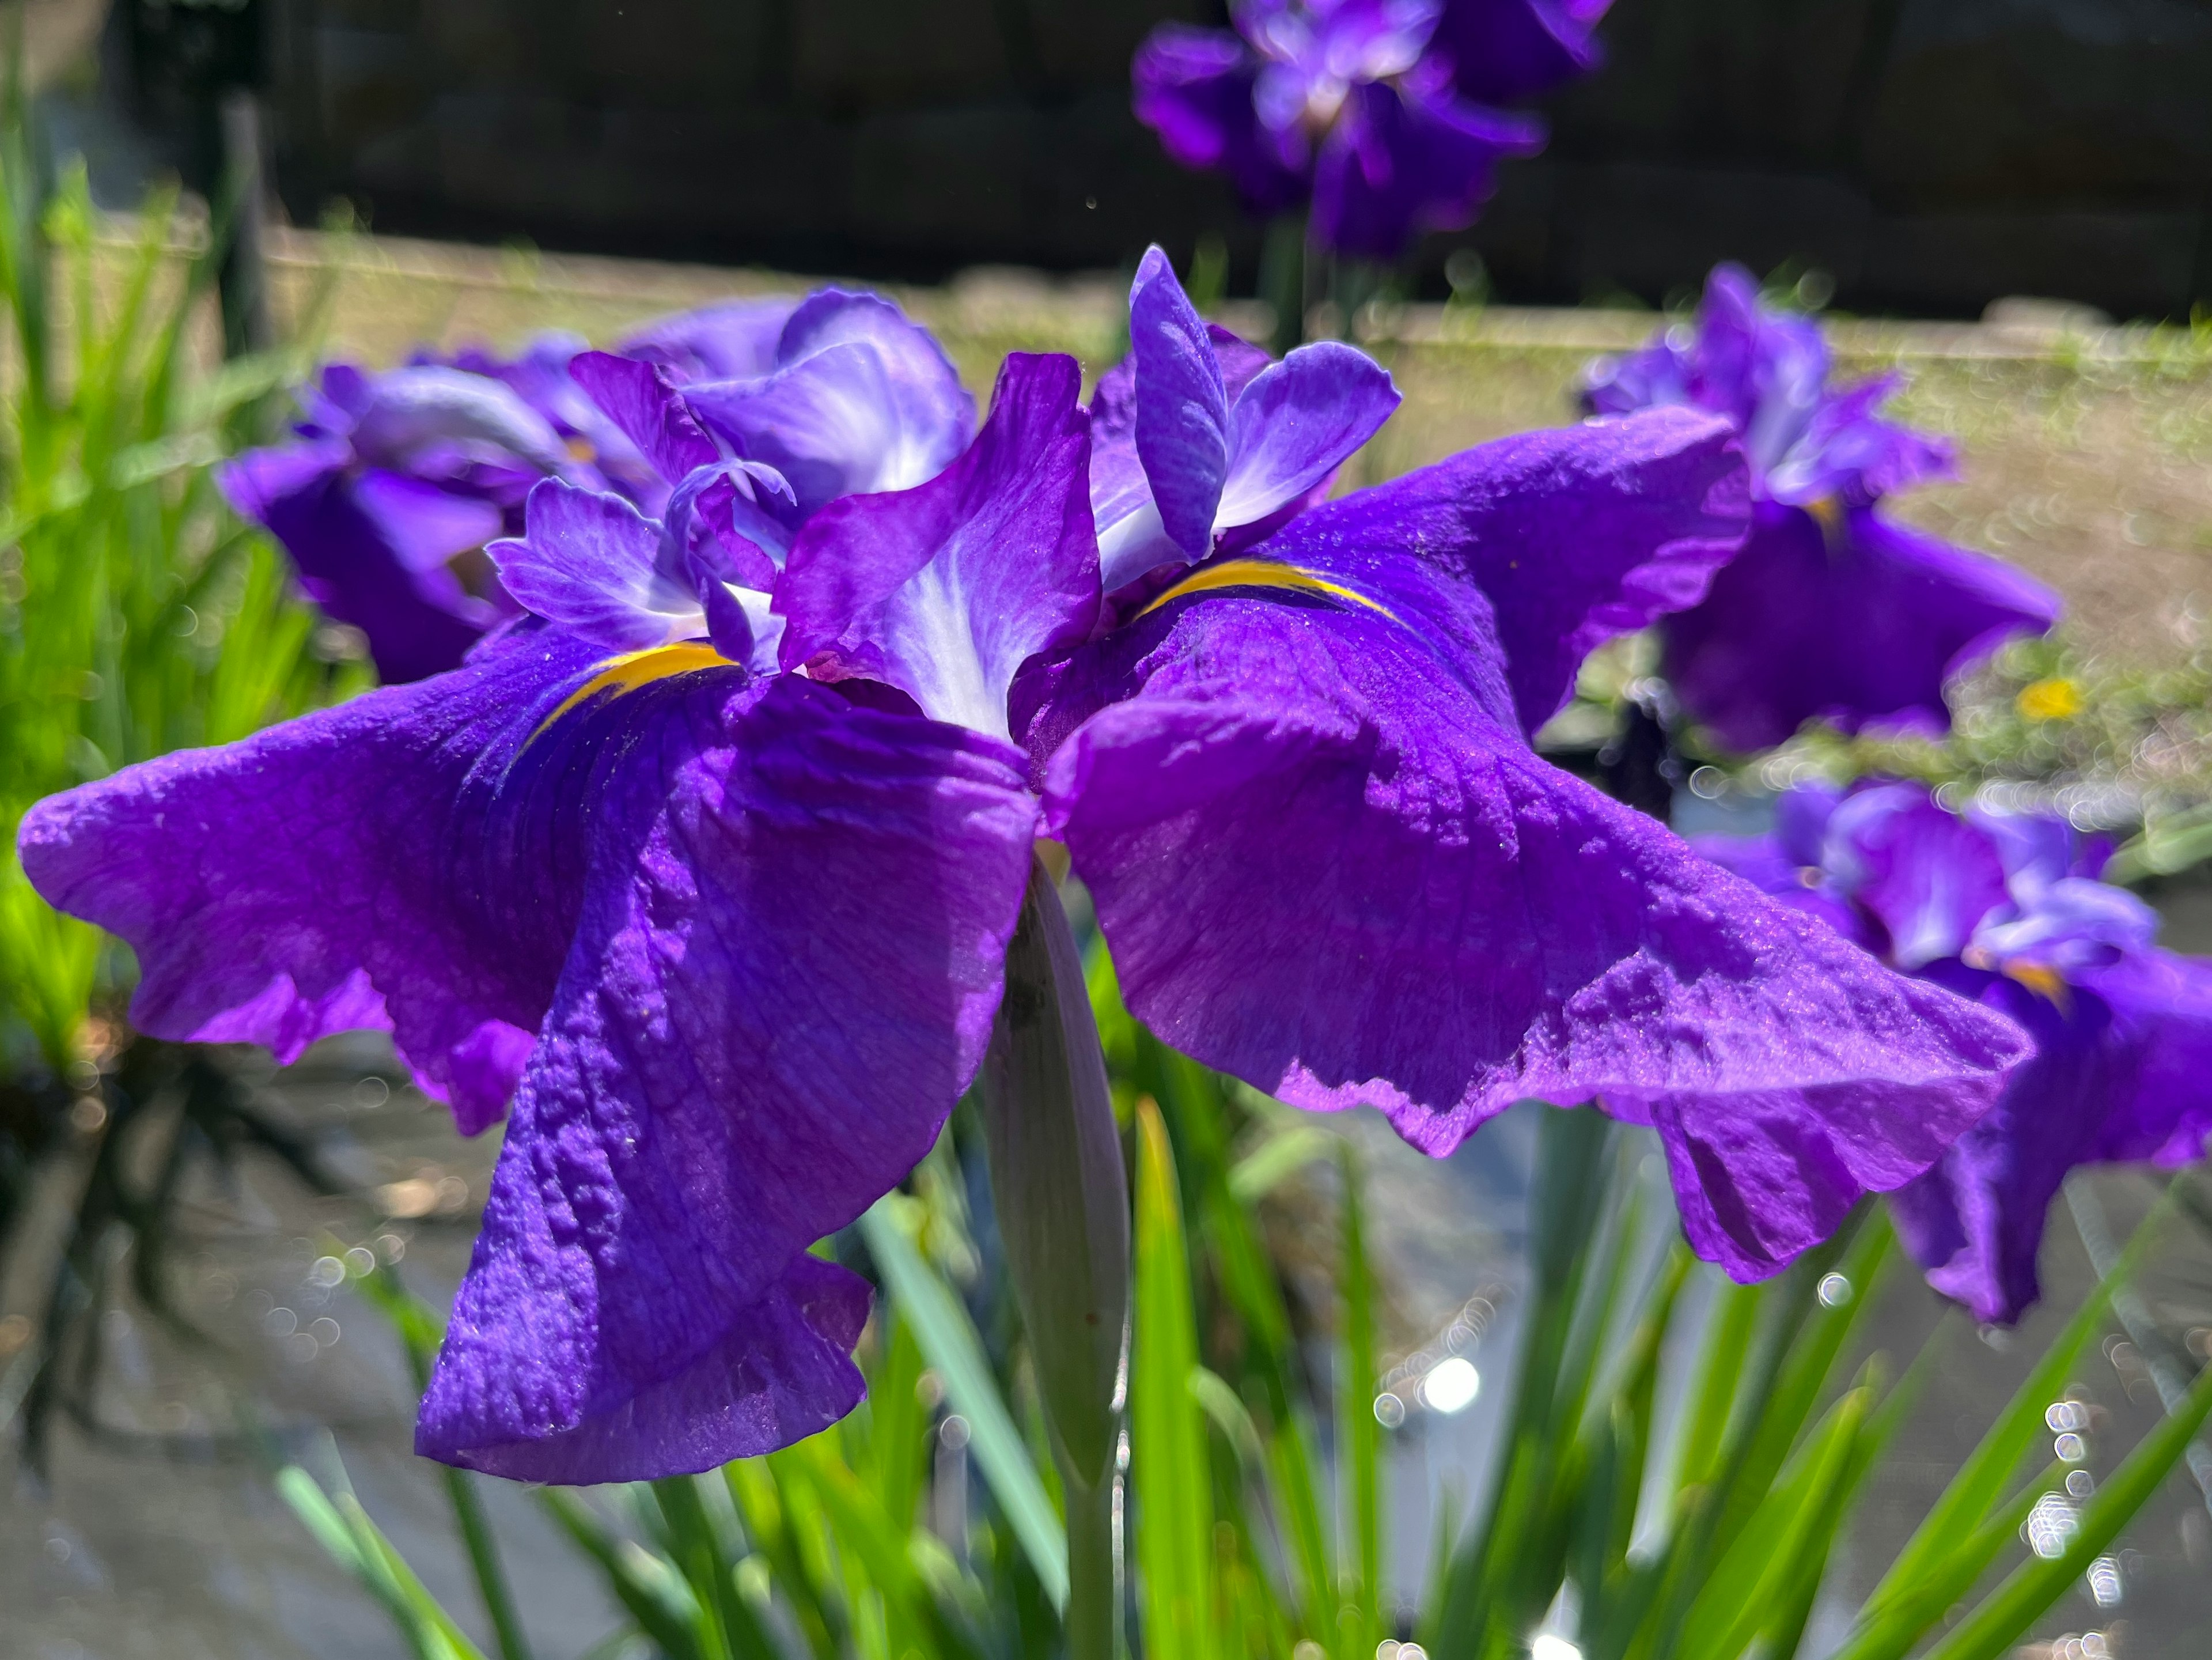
[1129,245,1232,557]
[1215,341,1401,529]
[777,353,1098,738]
[416,675,1037,1480]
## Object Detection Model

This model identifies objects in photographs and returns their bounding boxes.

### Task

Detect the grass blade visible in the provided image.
[1133,1094,1217,1660]
[858,1197,1070,1609]
[1861,1186,2172,1617]
[1920,1356,2212,1660]
[1337,1144,1384,1659]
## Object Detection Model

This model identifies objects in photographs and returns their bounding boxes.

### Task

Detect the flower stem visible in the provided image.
[975,855,1130,1657]
[1063,1465,1121,1660]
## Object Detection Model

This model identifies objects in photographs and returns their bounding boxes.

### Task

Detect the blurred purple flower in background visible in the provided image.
[217,358,586,683]
[1132,0,1584,258]
[1586,264,2062,750]
[1700,780,2212,1322]
[217,297,856,685]
[24,267,2029,1482]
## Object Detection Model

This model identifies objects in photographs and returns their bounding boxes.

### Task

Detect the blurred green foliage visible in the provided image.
[0,92,362,1451]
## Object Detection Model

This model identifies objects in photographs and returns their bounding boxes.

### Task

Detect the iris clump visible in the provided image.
[1132,0,1597,258]
[1585,264,2063,751]
[18,249,2032,1484]
[1700,779,2212,1322]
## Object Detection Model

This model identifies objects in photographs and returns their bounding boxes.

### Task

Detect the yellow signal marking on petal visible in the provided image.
[533,641,735,739]
[2016,676,2082,723]
[2002,959,2072,1011]
[1135,557,1396,622]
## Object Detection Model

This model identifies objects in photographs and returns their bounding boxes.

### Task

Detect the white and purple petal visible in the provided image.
[1216,341,1402,528]
[777,353,1098,737]
[489,481,707,652]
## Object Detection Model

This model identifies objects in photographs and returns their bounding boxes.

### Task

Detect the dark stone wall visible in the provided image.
[257,0,2212,317]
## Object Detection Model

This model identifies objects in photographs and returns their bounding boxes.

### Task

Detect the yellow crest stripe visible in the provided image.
[532,640,735,741]
[2002,960,2071,1011]
[1134,557,1396,622]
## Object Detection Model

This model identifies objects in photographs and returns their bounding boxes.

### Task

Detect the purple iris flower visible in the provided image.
[1132,0,1554,259]
[21,262,2027,1483]
[1699,781,2212,1322]
[218,297,825,687]
[218,358,582,683]
[1584,266,2062,752]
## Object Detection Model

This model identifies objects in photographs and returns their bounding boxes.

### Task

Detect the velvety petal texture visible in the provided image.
[1028,426,2026,1282]
[418,674,1038,1480]
[22,622,1041,1477]
[17,628,618,1132]
[1245,405,1748,734]
[1701,780,2212,1319]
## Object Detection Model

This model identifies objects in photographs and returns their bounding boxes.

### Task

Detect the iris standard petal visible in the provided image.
[14,627,634,1131]
[1767,376,1957,506]
[1037,584,2027,1281]
[415,674,1039,1481]
[567,351,724,486]
[1233,406,1747,735]
[490,480,704,652]
[1090,321,1283,595]
[1216,341,1402,528]
[686,343,962,521]
[1129,245,1232,557]
[1664,502,2063,753]
[218,443,495,683]
[350,468,508,572]
[350,366,574,477]
[1311,79,1544,262]
[774,289,976,466]
[777,353,1098,737]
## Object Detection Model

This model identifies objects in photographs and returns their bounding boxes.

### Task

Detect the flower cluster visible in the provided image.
[1585,265,2062,751]
[215,304,808,683]
[21,250,2029,1482]
[1700,780,2212,1322]
[1133,0,1599,258]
